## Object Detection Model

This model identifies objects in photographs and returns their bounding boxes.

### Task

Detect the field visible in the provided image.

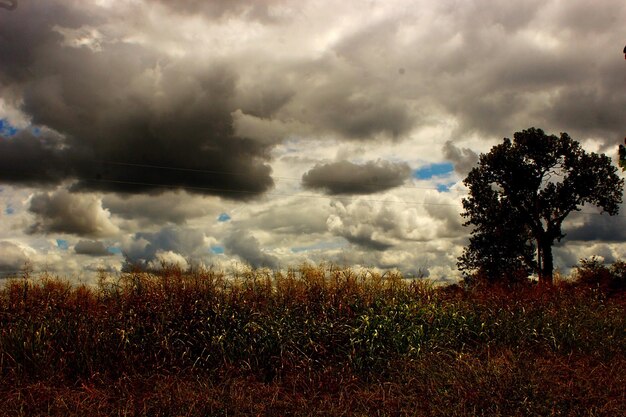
[1,264,625,416]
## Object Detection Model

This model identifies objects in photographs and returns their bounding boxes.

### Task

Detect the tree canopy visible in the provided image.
[459,127,624,285]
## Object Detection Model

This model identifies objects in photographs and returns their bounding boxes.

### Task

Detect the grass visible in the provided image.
[0,264,624,416]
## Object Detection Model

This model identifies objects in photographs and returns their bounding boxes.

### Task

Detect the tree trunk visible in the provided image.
[536,238,542,277]
[538,238,554,285]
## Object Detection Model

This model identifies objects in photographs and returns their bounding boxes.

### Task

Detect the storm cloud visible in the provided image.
[0,2,274,199]
[27,189,119,237]
[565,211,626,243]
[1,0,625,281]
[302,160,411,195]
[74,240,111,257]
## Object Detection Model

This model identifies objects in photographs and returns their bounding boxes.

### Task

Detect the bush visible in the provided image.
[574,257,626,293]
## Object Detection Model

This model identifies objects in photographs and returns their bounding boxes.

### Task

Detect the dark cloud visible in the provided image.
[546,83,626,140]
[74,240,111,257]
[0,130,83,186]
[0,1,78,83]
[565,211,626,243]
[341,234,393,251]
[0,1,17,12]
[554,243,617,272]
[4,0,622,205]
[436,1,543,34]
[236,86,295,120]
[149,0,285,22]
[302,160,411,195]
[442,141,479,176]
[102,192,218,226]
[393,0,624,142]
[312,92,413,140]
[0,2,274,200]
[289,59,415,141]
[224,229,279,269]
[2,0,624,206]
[27,189,119,237]
[552,1,624,35]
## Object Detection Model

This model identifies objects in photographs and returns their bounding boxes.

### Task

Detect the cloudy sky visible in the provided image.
[1,0,625,283]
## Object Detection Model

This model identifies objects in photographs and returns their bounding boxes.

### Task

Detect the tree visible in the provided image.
[457,200,536,284]
[459,127,624,285]
[618,138,626,171]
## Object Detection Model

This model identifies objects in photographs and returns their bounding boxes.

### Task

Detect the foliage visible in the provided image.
[460,127,623,284]
[0,264,624,416]
[457,204,536,285]
[574,257,626,294]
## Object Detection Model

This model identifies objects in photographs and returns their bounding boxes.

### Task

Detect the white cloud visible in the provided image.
[148,250,189,270]
[327,191,463,249]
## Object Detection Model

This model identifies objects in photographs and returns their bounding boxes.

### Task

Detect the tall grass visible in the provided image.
[1,264,624,416]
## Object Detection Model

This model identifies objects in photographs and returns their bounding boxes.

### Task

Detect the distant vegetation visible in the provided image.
[1,263,624,416]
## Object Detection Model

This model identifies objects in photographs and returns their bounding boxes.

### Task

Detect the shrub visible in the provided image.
[574,257,626,293]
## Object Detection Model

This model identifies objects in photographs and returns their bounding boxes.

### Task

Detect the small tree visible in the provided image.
[460,127,623,284]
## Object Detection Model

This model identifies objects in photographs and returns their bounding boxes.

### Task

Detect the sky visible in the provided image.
[1,0,625,283]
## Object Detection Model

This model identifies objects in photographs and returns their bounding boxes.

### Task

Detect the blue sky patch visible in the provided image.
[436,182,456,193]
[211,246,225,255]
[107,246,122,255]
[56,239,69,250]
[217,213,231,222]
[5,205,14,215]
[0,119,19,137]
[413,162,454,180]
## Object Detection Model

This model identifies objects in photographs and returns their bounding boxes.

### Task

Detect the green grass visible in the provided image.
[1,264,624,416]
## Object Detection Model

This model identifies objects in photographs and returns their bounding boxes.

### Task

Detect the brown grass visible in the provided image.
[1,264,624,416]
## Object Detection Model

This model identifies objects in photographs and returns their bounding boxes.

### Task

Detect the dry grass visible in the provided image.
[1,264,624,416]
